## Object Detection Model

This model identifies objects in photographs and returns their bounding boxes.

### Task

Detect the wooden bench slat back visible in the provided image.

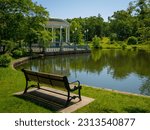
[24,70,38,82]
[22,69,70,90]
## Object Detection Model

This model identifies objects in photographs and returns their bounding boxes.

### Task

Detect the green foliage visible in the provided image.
[110,33,118,41]
[133,0,150,42]
[12,47,28,58]
[108,0,150,42]
[68,14,104,42]
[101,37,110,44]
[91,49,102,61]
[0,54,11,67]
[99,43,121,49]
[121,43,127,50]
[109,10,133,41]
[85,15,104,40]
[92,36,101,48]
[21,48,28,56]
[12,50,23,58]
[137,27,150,42]
[143,41,150,45]
[127,36,138,45]
[37,30,52,52]
[110,40,117,45]
[0,0,49,54]
[67,0,149,46]
[0,40,16,53]
[0,0,149,53]
[70,20,83,44]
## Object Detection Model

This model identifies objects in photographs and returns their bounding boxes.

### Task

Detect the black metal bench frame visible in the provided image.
[21,69,82,106]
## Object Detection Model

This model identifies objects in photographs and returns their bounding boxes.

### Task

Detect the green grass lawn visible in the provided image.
[76,86,150,113]
[0,63,150,113]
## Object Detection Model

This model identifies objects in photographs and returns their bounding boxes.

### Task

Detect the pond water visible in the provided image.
[17,49,150,96]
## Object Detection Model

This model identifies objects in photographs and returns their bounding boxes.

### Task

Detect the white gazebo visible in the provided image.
[46,18,70,44]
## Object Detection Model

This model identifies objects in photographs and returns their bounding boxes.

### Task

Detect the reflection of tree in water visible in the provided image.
[18,49,150,81]
[96,49,150,80]
[140,78,150,96]
[91,49,102,62]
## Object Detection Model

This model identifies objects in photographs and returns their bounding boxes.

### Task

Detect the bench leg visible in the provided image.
[23,80,28,94]
[37,83,40,89]
[65,91,70,106]
[78,87,82,101]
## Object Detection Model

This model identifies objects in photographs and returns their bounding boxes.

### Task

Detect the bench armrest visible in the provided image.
[69,80,80,86]
[69,80,81,91]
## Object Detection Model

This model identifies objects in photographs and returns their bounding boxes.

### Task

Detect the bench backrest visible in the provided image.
[22,69,70,90]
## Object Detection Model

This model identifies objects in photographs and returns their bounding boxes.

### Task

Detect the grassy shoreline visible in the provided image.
[0,58,150,113]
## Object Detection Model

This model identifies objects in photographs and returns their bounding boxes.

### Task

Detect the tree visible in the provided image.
[70,20,83,44]
[137,27,150,42]
[135,0,150,19]
[110,33,118,42]
[85,16,104,40]
[92,35,101,48]
[126,0,150,42]
[38,29,52,53]
[109,10,133,41]
[68,14,104,43]
[66,0,150,43]
[0,0,49,54]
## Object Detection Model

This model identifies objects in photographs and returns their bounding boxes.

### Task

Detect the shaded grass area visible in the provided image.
[0,67,50,112]
[0,65,150,113]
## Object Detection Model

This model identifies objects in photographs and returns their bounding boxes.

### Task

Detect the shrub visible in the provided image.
[92,35,101,48]
[0,54,11,67]
[143,41,150,45]
[110,40,117,44]
[132,46,137,51]
[101,37,110,44]
[110,33,118,41]
[127,36,138,45]
[99,45,103,49]
[122,43,127,50]
[12,49,23,58]
[1,40,15,53]
[21,48,28,56]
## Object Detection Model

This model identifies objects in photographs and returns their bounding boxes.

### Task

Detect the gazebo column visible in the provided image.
[52,27,56,43]
[60,26,62,43]
[60,26,63,51]
[68,27,70,42]
[66,27,68,43]
[52,27,54,42]
[66,27,70,43]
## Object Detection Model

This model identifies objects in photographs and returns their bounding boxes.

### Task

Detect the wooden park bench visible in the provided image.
[21,69,82,106]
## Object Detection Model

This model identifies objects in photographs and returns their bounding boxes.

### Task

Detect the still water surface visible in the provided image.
[17,49,150,96]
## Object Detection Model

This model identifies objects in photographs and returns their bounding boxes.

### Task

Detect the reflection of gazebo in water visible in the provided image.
[46,18,70,47]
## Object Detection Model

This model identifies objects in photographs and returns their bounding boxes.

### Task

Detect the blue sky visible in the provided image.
[32,0,134,21]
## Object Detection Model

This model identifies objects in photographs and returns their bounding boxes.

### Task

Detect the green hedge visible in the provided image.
[0,54,11,67]
[12,48,28,58]
[127,36,138,45]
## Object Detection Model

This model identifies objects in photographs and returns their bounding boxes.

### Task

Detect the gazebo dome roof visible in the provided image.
[46,18,70,28]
